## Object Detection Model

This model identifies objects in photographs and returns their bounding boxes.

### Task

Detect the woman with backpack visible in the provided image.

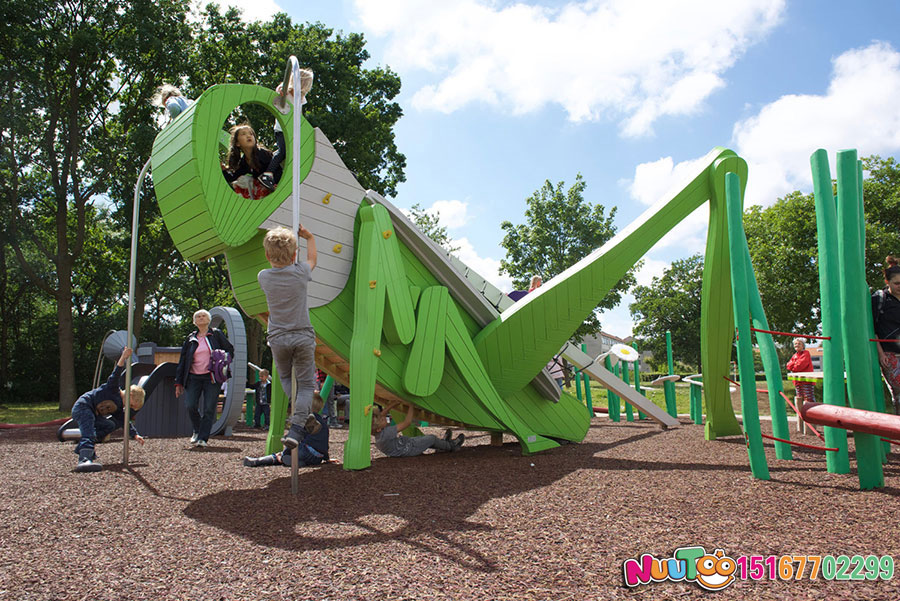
[873,256,900,415]
[175,309,234,447]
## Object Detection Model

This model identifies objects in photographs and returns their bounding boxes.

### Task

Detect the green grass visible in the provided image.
[0,402,70,424]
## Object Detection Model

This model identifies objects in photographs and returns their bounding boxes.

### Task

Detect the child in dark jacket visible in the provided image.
[243,392,329,468]
[71,348,145,472]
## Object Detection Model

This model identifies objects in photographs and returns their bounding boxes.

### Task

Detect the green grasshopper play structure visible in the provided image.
[150,82,761,470]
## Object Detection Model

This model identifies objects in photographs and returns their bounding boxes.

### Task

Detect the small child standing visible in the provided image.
[258,225,320,451]
[243,392,330,468]
[250,369,272,428]
[372,402,464,458]
[71,347,145,472]
[259,68,314,191]
[151,84,193,123]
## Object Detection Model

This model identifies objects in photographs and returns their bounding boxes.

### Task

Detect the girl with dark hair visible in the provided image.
[873,255,900,414]
[221,124,279,200]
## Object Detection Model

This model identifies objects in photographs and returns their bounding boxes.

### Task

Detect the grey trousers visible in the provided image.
[269,331,317,427]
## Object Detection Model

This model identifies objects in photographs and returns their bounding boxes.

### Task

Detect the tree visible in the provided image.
[1,0,193,408]
[407,203,459,252]
[500,174,636,340]
[742,191,820,336]
[630,254,704,369]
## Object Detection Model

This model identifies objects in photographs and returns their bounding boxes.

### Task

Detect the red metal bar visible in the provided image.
[749,327,830,340]
[881,437,900,445]
[779,391,826,442]
[760,432,838,452]
[870,338,900,343]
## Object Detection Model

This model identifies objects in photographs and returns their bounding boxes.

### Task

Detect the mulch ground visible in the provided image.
[1,416,898,601]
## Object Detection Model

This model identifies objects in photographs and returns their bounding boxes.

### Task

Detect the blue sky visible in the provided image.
[219,0,900,338]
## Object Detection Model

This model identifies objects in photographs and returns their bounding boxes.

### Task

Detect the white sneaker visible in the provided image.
[190,433,199,444]
[196,439,208,448]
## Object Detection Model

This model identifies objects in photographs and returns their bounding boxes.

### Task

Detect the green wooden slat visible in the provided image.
[403,286,448,396]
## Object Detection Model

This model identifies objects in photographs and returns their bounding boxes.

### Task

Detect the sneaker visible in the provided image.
[195,439,208,448]
[243,456,256,467]
[443,428,453,442]
[304,414,322,436]
[258,172,275,190]
[75,457,103,472]
[452,433,465,451]
[281,423,305,450]
[190,433,199,445]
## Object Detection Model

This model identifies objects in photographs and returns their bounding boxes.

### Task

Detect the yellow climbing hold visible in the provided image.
[373,348,382,357]
[364,404,374,416]
[369,280,377,289]
[322,193,332,204]
[333,243,342,253]
[383,230,392,239]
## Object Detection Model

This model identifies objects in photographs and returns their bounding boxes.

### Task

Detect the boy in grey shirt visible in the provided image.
[372,401,465,457]
[258,225,320,449]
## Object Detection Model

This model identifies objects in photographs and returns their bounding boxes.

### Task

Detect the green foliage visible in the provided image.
[500,174,636,340]
[407,203,459,252]
[0,1,406,405]
[630,254,704,369]
[743,191,820,335]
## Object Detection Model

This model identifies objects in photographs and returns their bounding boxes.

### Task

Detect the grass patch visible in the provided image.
[0,402,69,424]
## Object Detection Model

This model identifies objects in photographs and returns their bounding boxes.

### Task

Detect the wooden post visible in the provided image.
[490,432,503,446]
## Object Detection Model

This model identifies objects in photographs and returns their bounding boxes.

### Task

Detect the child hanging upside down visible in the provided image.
[371,401,465,458]
[221,123,279,200]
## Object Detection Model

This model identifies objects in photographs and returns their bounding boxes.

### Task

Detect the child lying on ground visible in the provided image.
[371,401,464,457]
[243,392,329,468]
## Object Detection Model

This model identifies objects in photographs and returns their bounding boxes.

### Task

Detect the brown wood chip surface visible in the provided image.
[1,417,898,600]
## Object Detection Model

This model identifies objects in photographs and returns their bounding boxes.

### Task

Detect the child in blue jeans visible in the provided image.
[243,393,329,467]
[71,348,145,472]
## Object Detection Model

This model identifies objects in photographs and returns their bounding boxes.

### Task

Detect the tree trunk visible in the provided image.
[57,258,77,410]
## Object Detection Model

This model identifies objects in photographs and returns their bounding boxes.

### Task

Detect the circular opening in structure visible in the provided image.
[220,103,289,200]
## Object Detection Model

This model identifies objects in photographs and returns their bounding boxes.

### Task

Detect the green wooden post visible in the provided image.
[265,362,289,454]
[620,362,634,422]
[245,369,257,426]
[632,342,646,420]
[725,171,769,480]
[581,343,593,415]
[605,355,620,421]
[664,331,677,417]
[690,380,703,425]
[835,149,884,489]
[809,149,851,473]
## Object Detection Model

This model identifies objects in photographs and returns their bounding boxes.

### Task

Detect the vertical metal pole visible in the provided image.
[289,55,303,496]
[123,157,152,465]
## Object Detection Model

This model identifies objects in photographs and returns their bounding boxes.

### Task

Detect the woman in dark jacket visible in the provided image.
[175,309,234,447]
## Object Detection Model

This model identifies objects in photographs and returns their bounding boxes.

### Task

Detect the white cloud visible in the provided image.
[195,0,282,22]
[427,199,471,229]
[599,295,635,339]
[634,257,670,287]
[734,41,900,206]
[453,237,514,292]
[353,0,784,135]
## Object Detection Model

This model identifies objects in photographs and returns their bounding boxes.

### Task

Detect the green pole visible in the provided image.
[725,171,769,480]
[245,369,257,426]
[621,361,634,422]
[664,331,677,417]
[575,363,583,402]
[809,149,851,473]
[581,343,593,415]
[690,379,703,425]
[632,342,646,420]
[835,149,883,489]
[265,362,289,455]
[738,226,792,460]
[605,355,620,421]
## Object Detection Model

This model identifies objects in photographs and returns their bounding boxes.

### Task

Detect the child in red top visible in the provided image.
[786,338,814,402]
